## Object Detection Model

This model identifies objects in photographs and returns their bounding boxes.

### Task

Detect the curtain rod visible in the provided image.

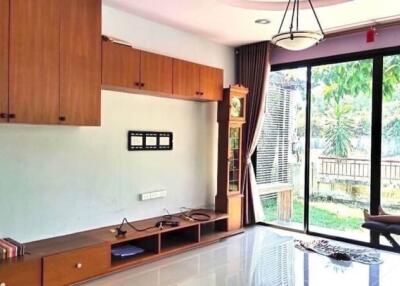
[325,18,400,39]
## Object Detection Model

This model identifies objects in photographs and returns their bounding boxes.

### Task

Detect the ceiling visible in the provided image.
[103,0,400,46]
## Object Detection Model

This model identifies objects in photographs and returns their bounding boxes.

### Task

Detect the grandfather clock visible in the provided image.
[215,85,247,231]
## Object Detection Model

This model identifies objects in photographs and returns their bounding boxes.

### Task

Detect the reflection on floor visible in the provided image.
[82,226,400,286]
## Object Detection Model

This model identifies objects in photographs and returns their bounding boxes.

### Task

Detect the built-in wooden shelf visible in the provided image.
[0,209,243,286]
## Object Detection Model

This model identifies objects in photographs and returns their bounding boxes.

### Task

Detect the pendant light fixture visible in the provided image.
[271,0,325,51]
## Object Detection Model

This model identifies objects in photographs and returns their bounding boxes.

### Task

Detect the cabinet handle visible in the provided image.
[59,116,66,122]
[0,113,8,119]
[76,262,83,269]
[134,82,140,87]
[196,91,200,95]
[8,114,15,119]
[200,92,204,95]
[140,83,145,88]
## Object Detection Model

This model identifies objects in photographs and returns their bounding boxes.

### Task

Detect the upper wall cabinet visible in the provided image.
[0,0,9,123]
[140,51,173,94]
[102,40,141,90]
[102,39,224,101]
[59,0,102,126]
[199,65,223,101]
[173,59,200,99]
[4,0,101,126]
[173,59,223,101]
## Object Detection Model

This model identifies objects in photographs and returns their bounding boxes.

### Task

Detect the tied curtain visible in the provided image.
[237,41,271,225]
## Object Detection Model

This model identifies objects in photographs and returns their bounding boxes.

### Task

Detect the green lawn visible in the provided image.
[263,198,363,231]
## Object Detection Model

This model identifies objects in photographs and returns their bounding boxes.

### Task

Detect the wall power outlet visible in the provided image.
[139,190,167,201]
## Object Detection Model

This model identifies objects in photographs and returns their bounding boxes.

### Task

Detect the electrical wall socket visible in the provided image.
[139,190,167,201]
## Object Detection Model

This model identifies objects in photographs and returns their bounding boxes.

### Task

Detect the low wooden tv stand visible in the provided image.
[0,210,243,286]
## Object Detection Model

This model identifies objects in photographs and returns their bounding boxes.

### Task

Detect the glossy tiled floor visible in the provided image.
[82,226,400,286]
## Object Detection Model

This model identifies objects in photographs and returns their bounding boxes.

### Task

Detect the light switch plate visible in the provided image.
[139,190,167,201]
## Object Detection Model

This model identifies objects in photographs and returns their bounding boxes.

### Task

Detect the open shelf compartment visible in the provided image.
[161,225,200,253]
[200,218,229,242]
[111,234,159,269]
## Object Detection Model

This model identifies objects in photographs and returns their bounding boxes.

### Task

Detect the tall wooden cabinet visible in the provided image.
[0,0,9,123]
[9,0,60,124]
[216,85,248,231]
[2,0,101,126]
[59,0,101,126]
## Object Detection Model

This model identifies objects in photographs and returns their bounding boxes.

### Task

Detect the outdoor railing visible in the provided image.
[319,156,400,182]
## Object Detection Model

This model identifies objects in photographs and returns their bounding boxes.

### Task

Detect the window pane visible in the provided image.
[257,67,307,230]
[310,59,372,241]
[381,54,400,221]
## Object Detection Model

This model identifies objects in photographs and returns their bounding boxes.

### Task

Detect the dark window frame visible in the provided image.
[256,45,400,252]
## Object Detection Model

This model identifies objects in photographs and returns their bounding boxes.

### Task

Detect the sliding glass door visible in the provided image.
[381,54,400,218]
[379,54,400,246]
[257,49,400,248]
[309,60,373,241]
[256,68,306,230]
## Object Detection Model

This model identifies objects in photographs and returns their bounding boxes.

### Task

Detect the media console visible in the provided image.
[0,210,243,286]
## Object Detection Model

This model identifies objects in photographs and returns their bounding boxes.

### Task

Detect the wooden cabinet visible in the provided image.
[140,51,173,94]
[200,65,223,101]
[173,59,223,101]
[0,0,8,123]
[102,40,141,90]
[60,0,101,126]
[172,59,200,99]
[43,244,109,286]
[103,40,224,101]
[9,0,60,124]
[0,210,241,286]
[102,41,173,95]
[216,85,248,231]
[4,0,101,126]
[0,259,41,286]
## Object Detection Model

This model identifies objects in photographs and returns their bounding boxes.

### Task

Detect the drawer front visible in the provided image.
[43,244,109,286]
[0,259,41,286]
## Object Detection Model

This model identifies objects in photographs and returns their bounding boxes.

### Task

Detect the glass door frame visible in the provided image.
[257,45,400,252]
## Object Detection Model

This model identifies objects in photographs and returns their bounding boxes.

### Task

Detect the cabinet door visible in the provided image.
[0,259,42,286]
[60,0,101,126]
[9,0,60,124]
[0,0,9,123]
[172,59,199,99]
[102,40,141,90]
[140,51,172,94]
[199,65,223,101]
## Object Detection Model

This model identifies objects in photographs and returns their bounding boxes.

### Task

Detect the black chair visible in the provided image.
[362,221,400,249]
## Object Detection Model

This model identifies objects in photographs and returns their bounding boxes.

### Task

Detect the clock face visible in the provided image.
[230,97,242,118]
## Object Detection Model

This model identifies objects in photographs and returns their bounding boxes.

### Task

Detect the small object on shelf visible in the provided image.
[102,35,133,47]
[115,228,128,238]
[111,244,145,258]
[0,238,25,259]
[155,220,180,229]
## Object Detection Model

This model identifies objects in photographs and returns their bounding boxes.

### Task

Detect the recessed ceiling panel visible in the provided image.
[103,0,400,46]
[219,0,353,10]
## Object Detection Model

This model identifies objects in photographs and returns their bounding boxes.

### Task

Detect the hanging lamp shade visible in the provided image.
[271,0,325,51]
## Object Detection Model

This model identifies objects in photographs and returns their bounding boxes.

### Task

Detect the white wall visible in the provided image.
[0,5,235,243]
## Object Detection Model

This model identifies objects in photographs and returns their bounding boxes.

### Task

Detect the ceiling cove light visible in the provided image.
[255,18,271,24]
[271,0,325,51]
